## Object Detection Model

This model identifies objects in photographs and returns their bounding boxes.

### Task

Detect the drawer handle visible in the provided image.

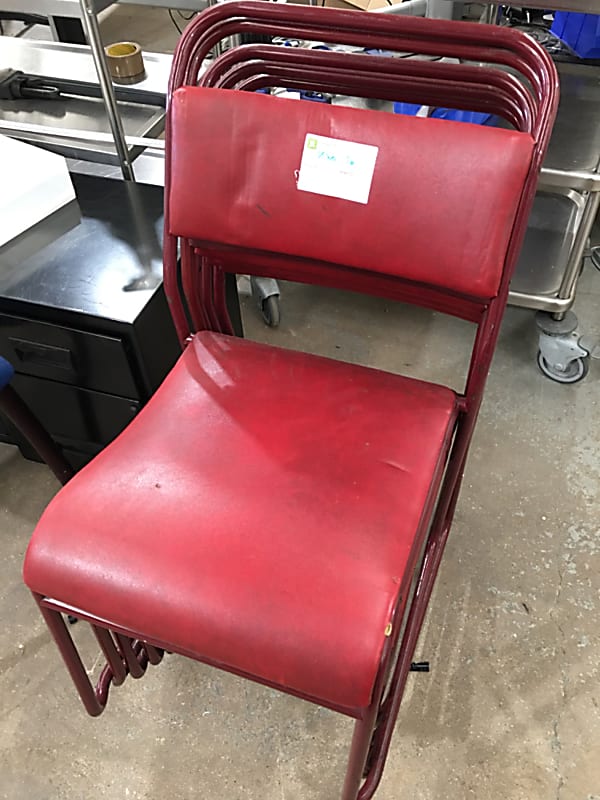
[10,338,74,372]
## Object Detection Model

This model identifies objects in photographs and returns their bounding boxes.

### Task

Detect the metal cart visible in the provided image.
[463,1,600,382]
[512,53,600,382]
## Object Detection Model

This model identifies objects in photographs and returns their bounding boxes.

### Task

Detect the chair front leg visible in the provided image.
[35,595,106,717]
[341,700,380,800]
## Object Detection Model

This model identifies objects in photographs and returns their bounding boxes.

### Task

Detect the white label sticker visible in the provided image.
[296,133,379,205]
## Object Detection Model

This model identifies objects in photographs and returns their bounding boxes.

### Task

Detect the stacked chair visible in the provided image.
[21,4,558,799]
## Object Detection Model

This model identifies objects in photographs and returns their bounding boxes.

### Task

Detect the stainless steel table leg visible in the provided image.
[534,191,600,382]
[78,0,135,181]
[481,4,499,24]
[426,0,454,20]
[553,191,600,319]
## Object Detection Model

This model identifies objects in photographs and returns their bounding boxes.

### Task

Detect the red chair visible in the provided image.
[23,5,558,799]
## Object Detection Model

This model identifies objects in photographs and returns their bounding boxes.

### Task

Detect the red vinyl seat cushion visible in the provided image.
[24,332,457,711]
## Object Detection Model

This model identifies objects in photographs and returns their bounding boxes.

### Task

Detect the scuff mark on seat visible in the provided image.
[380,459,411,475]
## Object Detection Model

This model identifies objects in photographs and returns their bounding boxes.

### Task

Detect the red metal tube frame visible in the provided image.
[32,6,559,800]
[202,44,536,131]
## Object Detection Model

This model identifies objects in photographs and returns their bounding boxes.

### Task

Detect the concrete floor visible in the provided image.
[2,6,600,800]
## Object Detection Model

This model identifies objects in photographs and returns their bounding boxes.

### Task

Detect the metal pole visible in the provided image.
[426,0,454,19]
[555,192,600,313]
[481,3,499,24]
[78,0,135,181]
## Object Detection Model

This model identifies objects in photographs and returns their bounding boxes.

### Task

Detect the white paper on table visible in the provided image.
[0,135,76,247]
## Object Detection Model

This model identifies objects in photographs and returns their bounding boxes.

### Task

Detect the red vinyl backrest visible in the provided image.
[169,87,534,302]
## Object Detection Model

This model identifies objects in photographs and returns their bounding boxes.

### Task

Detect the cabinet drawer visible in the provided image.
[11,374,139,453]
[0,315,140,399]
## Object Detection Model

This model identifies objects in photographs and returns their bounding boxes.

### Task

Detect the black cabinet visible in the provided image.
[0,174,181,469]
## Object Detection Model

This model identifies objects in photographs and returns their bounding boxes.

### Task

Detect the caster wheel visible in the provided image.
[261,295,280,328]
[537,351,589,384]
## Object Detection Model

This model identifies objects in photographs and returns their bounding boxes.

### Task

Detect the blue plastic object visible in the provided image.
[393,102,494,126]
[551,12,600,59]
[0,357,15,391]
[299,90,331,104]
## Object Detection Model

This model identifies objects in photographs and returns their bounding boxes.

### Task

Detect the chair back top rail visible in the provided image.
[201,44,535,132]
[169,1,557,145]
[232,68,526,132]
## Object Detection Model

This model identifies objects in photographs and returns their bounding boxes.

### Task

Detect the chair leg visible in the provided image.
[352,502,461,799]
[115,633,146,679]
[35,595,105,716]
[93,626,127,685]
[36,595,167,715]
[144,643,164,665]
[341,704,379,800]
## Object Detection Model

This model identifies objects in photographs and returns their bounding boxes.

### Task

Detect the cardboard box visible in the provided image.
[324,0,404,10]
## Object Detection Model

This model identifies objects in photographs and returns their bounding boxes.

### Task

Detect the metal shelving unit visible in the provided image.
[492,8,600,382]
[512,60,600,314]
[0,36,170,164]
[0,0,209,179]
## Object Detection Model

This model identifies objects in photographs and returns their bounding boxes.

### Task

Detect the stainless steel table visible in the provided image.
[0,0,205,13]
[0,37,170,164]
[1,0,209,178]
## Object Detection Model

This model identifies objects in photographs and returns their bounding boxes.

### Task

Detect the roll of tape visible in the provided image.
[105,41,146,85]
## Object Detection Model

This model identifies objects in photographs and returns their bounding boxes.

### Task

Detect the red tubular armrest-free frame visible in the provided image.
[23,5,558,800]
